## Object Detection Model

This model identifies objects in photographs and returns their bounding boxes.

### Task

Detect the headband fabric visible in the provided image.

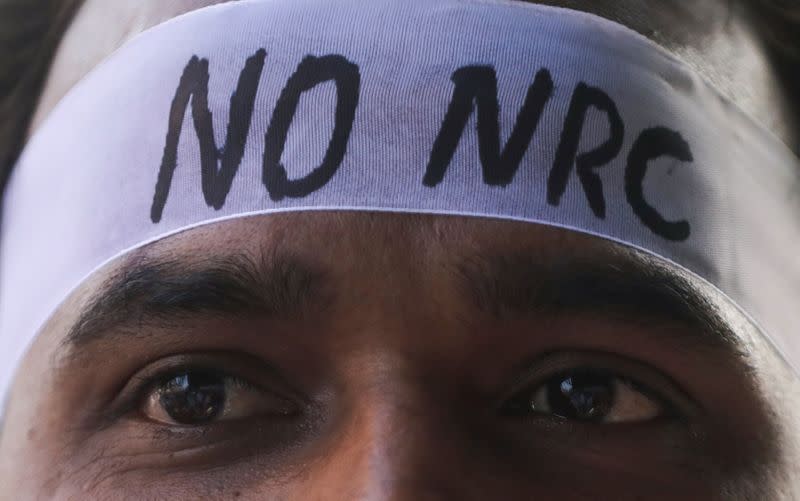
[2,0,799,404]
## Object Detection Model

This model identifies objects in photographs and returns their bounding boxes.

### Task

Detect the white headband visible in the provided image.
[2,0,799,405]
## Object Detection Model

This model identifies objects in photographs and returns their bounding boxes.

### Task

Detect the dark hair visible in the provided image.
[0,0,798,197]
[0,0,83,193]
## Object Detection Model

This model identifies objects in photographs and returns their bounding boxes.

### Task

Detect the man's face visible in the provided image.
[2,1,798,499]
[0,213,797,498]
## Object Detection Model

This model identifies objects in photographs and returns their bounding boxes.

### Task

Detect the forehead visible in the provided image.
[136,212,613,259]
[57,210,752,345]
[14,0,792,369]
[18,0,789,370]
[68,213,642,300]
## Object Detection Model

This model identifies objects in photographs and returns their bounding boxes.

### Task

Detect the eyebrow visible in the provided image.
[63,243,746,364]
[454,251,745,356]
[63,250,327,348]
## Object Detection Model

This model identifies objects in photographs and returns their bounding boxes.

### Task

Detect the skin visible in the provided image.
[1,0,799,499]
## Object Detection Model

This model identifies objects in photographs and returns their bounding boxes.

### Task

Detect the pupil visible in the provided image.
[159,371,226,424]
[547,371,615,421]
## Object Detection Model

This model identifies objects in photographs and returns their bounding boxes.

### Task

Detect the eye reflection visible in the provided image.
[142,369,297,426]
[505,369,665,424]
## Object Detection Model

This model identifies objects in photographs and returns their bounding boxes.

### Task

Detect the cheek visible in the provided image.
[0,410,68,498]
[43,436,716,501]
[0,392,75,497]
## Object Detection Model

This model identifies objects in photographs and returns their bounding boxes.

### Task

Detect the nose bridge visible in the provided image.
[356,357,436,495]
[316,354,467,501]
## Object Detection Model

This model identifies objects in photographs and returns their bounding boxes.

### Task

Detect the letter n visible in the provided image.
[423,66,554,188]
[150,49,267,223]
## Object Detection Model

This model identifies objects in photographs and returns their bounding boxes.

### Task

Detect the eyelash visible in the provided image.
[104,353,287,426]
[497,353,695,424]
[502,367,675,421]
[141,364,261,394]
[144,367,254,392]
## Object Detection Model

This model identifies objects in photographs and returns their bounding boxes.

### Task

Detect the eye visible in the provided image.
[503,369,666,424]
[142,369,297,426]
